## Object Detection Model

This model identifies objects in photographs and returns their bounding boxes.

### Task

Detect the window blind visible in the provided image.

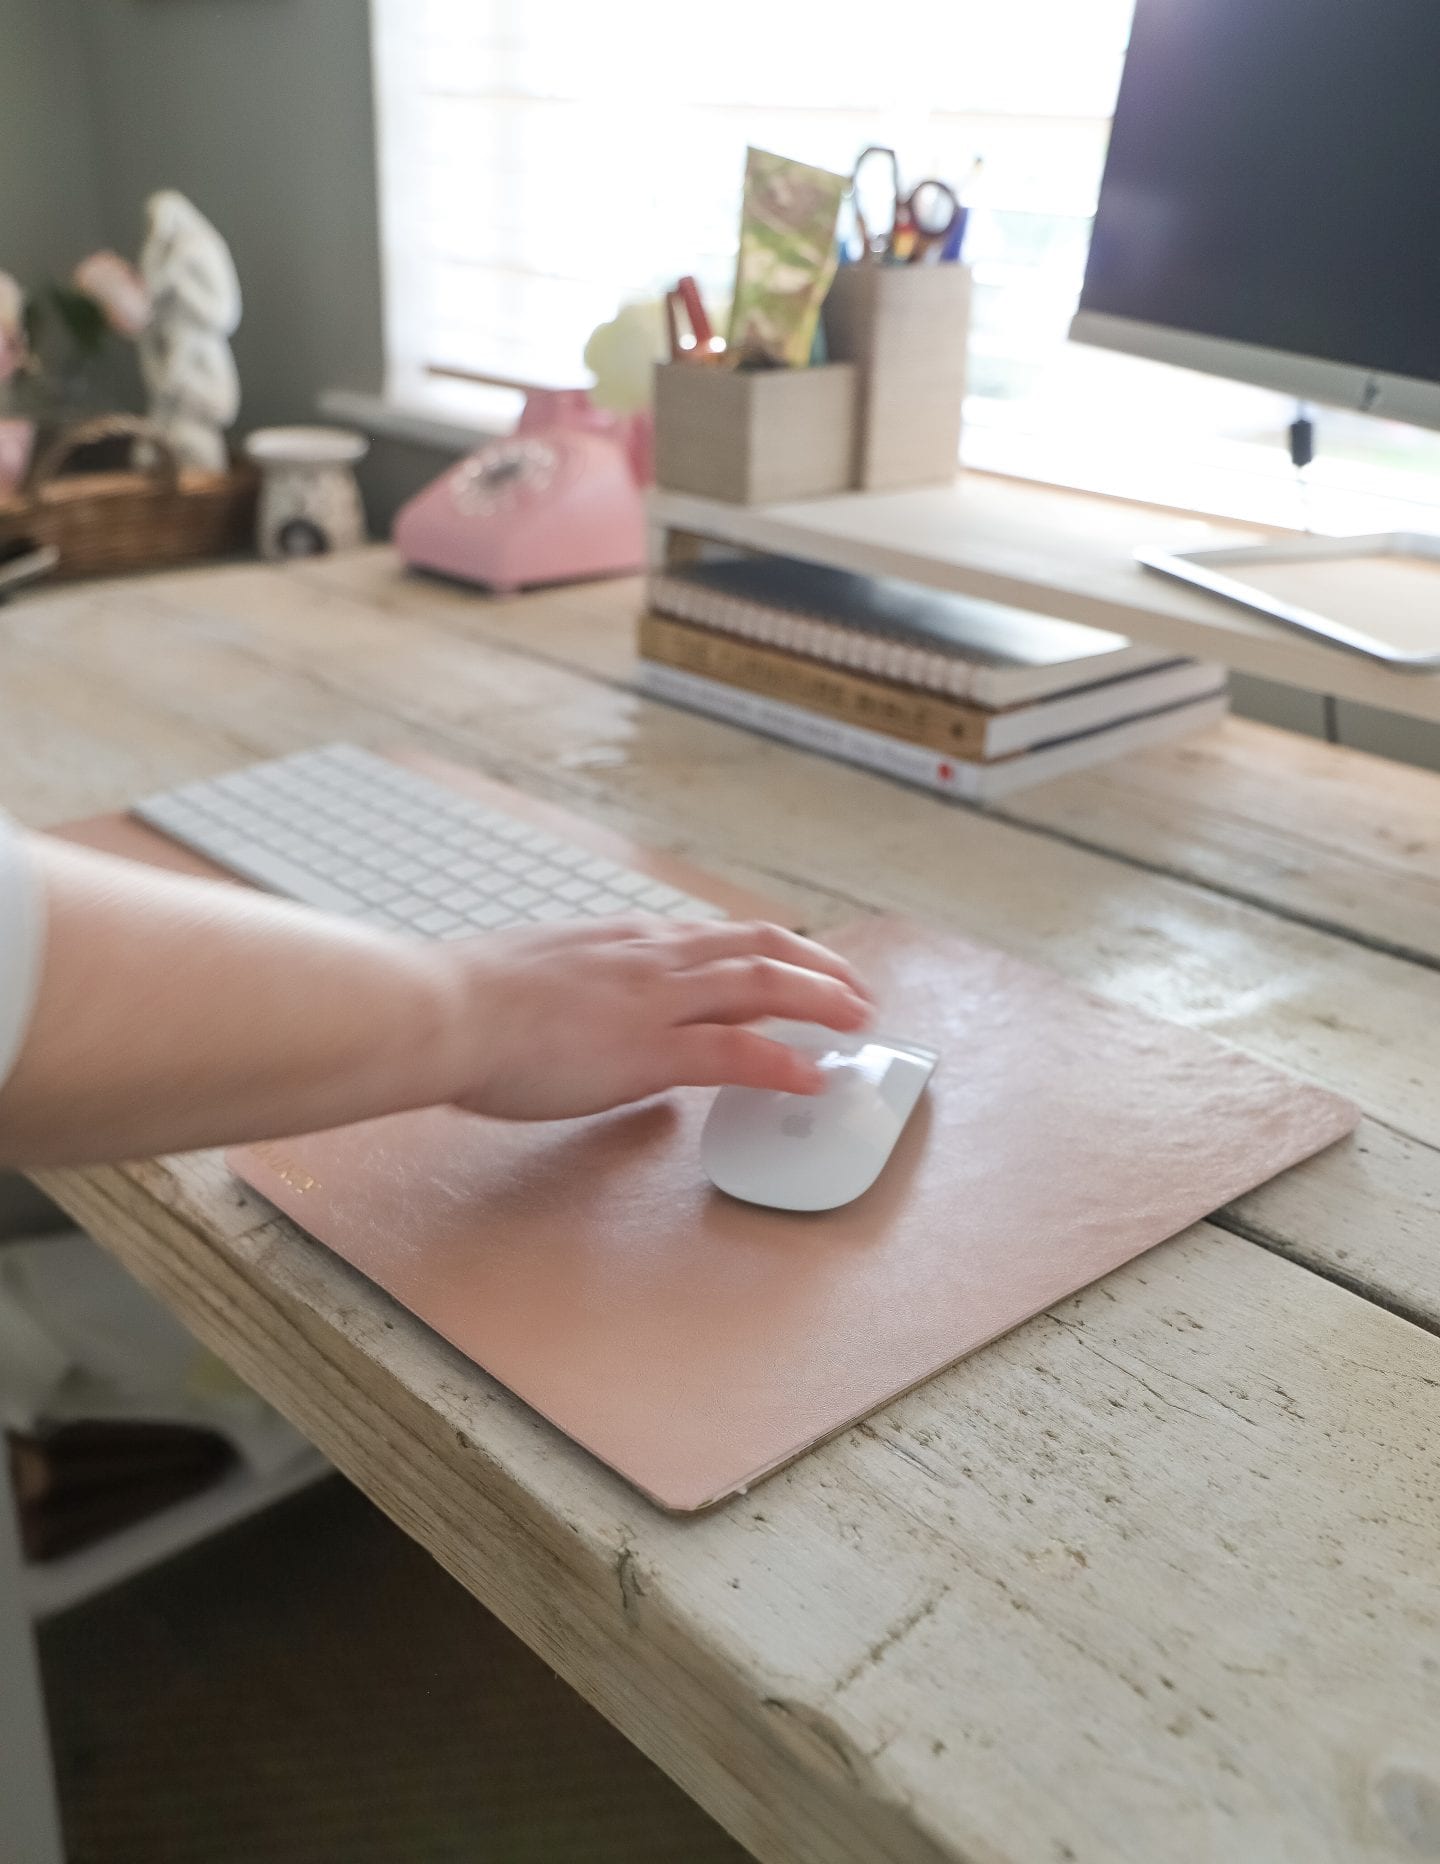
[371,0,1136,402]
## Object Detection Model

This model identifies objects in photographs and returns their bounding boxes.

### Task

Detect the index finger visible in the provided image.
[664,920,874,1000]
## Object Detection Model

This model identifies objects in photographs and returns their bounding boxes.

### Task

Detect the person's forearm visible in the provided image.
[0,835,465,1168]
[0,827,874,1170]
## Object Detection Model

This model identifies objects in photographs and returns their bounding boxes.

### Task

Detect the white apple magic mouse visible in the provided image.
[700,1021,938,1212]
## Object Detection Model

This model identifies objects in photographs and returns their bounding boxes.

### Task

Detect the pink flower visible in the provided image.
[0,272,25,385]
[73,250,151,339]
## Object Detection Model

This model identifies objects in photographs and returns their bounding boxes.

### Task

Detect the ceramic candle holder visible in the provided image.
[244,425,368,559]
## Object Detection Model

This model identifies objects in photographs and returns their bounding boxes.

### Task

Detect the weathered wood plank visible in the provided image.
[32,1151,1440,1864]
[1000,718,1440,970]
[288,553,1440,969]
[1221,1117,1440,1327]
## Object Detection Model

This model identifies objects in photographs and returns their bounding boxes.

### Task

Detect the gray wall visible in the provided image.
[1,0,467,522]
[80,0,386,436]
[0,0,104,280]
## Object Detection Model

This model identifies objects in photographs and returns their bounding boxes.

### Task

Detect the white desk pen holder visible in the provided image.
[823,262,972,491]
[653,361,857,505]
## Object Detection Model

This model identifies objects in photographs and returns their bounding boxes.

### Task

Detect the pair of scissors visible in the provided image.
[849,145,963,263]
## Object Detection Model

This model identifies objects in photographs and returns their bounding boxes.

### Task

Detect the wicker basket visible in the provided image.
[0,414,257,581]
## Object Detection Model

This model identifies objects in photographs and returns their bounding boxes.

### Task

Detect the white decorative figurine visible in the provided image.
[138,191,242,471]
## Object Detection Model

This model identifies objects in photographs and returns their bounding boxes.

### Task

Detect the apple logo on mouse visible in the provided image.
[780,1109,815,1139]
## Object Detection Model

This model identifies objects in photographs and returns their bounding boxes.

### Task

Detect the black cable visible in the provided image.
[1289,406,1333,734]
[1289,404,1316,535]
[1288,408,1316,474]
[1289,406,1338,737]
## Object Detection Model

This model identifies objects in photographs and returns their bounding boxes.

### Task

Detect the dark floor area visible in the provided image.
[41,1477,750,1864]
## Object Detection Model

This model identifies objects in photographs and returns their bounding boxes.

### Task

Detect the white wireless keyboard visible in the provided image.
[133,744,725,938]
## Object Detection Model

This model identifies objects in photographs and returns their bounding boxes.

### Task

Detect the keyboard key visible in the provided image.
[210,846,361,913]
[475,812,527,843]
[548,844,598,872]
[633,883,694,911]
[509,828,566,856]
[414,909,465,935]
[358,880,404,906]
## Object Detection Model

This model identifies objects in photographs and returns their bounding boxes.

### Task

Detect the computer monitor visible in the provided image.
[1070,0,1440,433]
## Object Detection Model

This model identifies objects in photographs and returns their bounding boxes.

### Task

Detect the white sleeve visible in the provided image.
[0,816,44,1092]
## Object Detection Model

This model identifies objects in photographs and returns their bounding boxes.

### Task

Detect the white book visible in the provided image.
[639,661,1229,804]
[963,657,1225,756]
[648,557,1180,707]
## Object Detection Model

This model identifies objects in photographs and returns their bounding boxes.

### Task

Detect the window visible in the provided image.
[372,0,1440,530]
[372,0,1132,395]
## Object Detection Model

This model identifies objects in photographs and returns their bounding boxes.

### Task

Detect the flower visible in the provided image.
[72,250,151,339]
[584,298,674,414]
[0,272,25,385]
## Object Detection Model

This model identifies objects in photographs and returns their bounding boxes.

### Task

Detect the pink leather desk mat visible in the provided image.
[228,916,1359,1513]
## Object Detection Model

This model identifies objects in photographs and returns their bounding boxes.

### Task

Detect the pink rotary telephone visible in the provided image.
[393,390,651,594]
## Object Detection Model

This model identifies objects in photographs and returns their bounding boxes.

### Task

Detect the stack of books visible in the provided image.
[637,554,1228,803]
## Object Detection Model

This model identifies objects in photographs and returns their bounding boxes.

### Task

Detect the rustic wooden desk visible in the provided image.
[5,548,1440,1864]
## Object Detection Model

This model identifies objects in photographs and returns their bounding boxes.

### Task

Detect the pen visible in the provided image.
[939,158,983,263]
[938,209,968,263]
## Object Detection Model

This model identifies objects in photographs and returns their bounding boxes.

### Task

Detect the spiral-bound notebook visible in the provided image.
[228,916,1358,1512]
[646,555,1179,703]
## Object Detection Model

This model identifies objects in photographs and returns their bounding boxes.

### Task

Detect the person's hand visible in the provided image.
[439,917,873,1122]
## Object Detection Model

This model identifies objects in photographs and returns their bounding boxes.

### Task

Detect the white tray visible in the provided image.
[1139,531,1440,669]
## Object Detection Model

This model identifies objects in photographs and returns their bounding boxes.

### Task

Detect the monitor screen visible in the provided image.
[1078,0,1440,389]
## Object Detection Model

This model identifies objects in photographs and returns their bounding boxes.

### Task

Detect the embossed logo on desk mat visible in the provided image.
[230,918,1359,1513]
